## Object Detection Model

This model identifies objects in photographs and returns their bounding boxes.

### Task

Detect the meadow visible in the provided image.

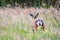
[0,7,60,40]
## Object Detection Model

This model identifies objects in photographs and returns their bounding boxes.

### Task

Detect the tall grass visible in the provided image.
[0,8,60,40]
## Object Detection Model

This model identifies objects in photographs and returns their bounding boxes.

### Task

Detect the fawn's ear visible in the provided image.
[35,13,39,18]
[29,13,35,18]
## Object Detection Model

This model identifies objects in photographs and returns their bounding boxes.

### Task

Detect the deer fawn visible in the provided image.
[29,13,45,32]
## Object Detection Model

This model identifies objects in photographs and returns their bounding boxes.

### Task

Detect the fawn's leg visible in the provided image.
[32,26,38,32]
[41,26,44,31]
[41,23,45,31]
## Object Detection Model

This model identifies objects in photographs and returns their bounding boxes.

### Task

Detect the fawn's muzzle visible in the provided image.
[35,19,43,26]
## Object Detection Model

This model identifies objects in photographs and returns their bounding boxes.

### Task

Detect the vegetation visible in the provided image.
[0,8,60,40]
[0,0,60,8]
[0,0,60,40]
